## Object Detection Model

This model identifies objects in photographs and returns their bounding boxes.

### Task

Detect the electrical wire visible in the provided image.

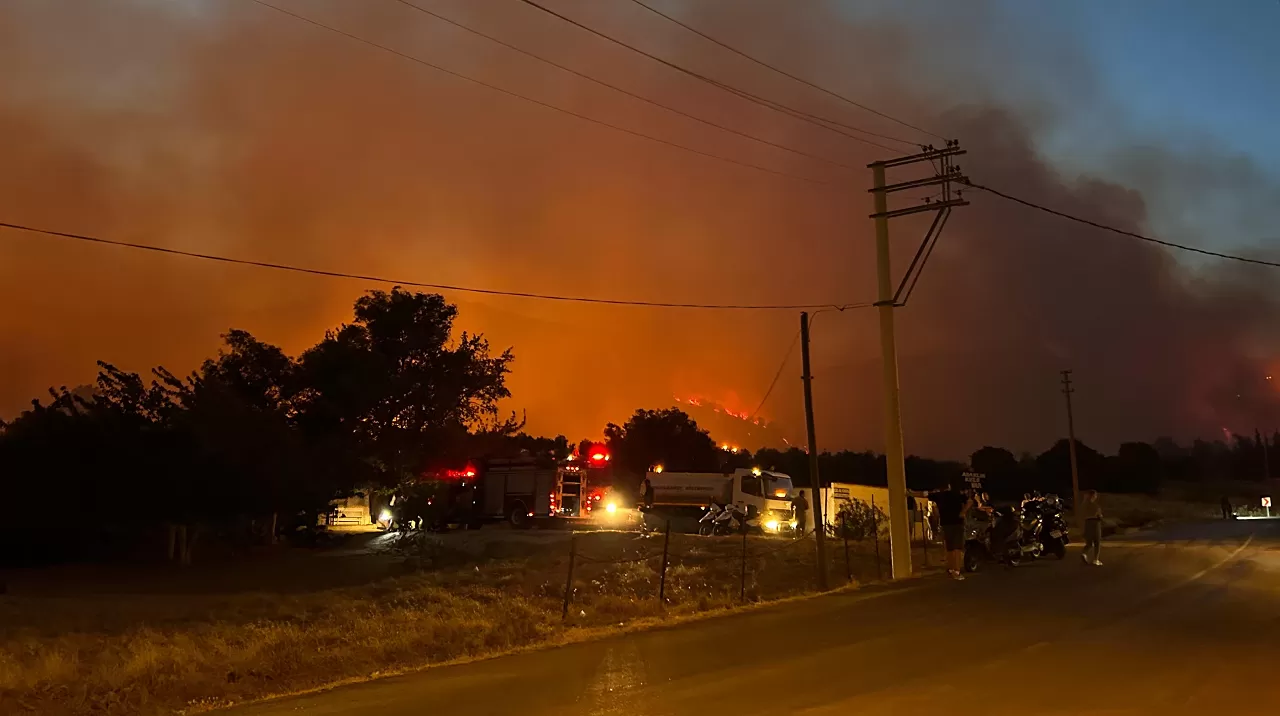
[968,182,1280,269]
[0,220,874,311]
[514,0,917,151]
[747,328,802,421]
[389,0,857,170]
[624,0,949,142]
[745,302,866,420]
[705,79,903,153]
[245,0,825,184]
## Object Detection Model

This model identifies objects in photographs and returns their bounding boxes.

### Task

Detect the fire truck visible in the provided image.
[428,444,620,529]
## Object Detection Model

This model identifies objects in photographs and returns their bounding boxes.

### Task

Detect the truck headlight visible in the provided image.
[765,519,780,532]
[605,502,617,514]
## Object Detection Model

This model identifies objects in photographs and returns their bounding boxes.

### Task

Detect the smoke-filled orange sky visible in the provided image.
[4,0,1280,459]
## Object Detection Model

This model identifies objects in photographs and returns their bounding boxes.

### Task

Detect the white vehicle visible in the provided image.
[646,468,798,534]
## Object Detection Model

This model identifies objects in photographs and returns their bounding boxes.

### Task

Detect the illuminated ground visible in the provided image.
[227,519,1280,715]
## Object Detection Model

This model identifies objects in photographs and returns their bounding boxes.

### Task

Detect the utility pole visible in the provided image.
[800,311,828,590]
[869,142,967,580]
[1061,370,1082,526]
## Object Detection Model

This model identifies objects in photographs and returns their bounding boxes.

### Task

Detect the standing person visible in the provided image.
[792,490,810,537]
[912,484,972,580]
[1220,495,1233,520]
[1081,489,1104,566]
[640,477,654,510]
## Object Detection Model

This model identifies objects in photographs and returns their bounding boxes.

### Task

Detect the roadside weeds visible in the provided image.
[0,531,892,716]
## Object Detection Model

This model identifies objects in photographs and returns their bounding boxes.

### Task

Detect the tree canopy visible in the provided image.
[0,288,514,565]
[604,408,721,476]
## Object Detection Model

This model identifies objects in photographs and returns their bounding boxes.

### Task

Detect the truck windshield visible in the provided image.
[765,475,794,498]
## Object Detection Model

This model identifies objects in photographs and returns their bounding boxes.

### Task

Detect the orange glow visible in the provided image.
[6,0,1275,463]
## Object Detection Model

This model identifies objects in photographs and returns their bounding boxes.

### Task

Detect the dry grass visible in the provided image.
[1097,492,1221,532]
[0,530,887,716]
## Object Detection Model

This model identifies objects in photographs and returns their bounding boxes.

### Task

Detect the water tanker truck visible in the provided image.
[642,467,798,534]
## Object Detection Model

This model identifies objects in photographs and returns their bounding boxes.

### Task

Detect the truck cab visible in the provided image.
[735,468,799,532]
[644,467,798,534]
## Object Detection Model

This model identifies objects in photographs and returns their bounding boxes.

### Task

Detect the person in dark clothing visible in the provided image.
[640,478,654,510]
[1220,495,1233,520]
[1081,489,1104,566]
[792,490,810,537]
[912,484,973,580]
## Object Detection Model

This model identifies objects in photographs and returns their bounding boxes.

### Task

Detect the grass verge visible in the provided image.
[0,530,888,715]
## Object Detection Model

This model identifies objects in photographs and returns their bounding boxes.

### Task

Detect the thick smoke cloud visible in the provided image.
[2,0,1277,458]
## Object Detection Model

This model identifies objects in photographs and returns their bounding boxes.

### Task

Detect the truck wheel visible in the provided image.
[508,502,531,529]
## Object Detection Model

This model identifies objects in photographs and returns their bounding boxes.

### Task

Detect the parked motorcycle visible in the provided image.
[963,506,1026,571]
[697,503,766,535]
[698,503,739,535]
[1023,494,1067,558]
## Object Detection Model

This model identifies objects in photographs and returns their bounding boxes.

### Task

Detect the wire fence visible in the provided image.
[556,506,942,621]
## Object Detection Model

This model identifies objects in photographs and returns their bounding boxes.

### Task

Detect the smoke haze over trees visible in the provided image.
[3,0,1280,459]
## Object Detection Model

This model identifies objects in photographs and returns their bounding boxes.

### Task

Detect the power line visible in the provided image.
[969,182,1280,269]
[389,0,856,170]
[744,304,855,421]
[747,328,801,421]
[245,0,825,184]
[0,220,874,311]
[705,78,904,152]
[514,0,916,151]
[624,0,948,142]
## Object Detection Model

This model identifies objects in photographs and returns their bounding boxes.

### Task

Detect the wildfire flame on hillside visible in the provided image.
[673,394,799,450]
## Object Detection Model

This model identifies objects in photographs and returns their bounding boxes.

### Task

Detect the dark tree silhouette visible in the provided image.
[604,408,720,477]
[1109,441,1163,494]
[0,289,516,567]
[295,288,516,484]
[1036,438,1105,493]
[970,446,1020,497]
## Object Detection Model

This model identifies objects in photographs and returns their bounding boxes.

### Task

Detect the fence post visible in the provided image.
[658,520,671,604]
[842,514,852,583]
[872,495,882,580]
[561,534,577,621]
[739,522,748,603]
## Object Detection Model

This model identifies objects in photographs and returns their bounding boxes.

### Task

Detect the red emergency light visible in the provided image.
[442,463,478,480]
[586,444,610,467]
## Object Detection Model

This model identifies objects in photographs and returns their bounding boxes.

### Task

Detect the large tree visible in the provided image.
[970,445,1020,497]
[1108,441,1163,494]
[295,288,516,483]
[604,408,721,477]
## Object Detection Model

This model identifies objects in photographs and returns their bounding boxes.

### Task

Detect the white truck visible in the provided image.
[644,467,799,534]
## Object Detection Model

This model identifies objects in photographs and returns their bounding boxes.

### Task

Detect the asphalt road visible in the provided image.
[229,519,1280,716]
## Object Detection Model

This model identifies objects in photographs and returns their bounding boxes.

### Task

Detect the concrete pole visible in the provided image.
[872,164,912,580]
[800,312,829,590]
[1062,370,1082,528]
